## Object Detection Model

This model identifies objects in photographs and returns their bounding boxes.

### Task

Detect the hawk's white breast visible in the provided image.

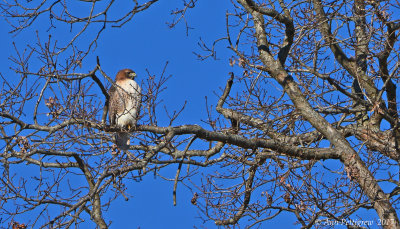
[115,79,141,127]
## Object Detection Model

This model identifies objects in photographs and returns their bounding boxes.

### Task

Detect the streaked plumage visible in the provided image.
[108,69,141,150]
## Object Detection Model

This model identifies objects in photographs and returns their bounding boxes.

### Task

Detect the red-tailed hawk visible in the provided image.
[108,69,141,150]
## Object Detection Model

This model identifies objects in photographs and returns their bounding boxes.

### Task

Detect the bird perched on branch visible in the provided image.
[108,69,141,150]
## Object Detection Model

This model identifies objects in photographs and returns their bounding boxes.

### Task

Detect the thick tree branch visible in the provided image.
[73,155,108,229]
[238,0,400,227]
[243,0,294,65]
[313,0,382,122]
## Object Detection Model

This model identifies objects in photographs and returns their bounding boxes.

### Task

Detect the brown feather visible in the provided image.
[108,87,114,125]
[116,69,134,81]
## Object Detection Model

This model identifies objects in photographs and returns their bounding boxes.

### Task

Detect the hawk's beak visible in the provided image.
[129,72,137,79]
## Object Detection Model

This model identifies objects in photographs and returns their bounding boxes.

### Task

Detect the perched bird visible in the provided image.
[108,69,142,150]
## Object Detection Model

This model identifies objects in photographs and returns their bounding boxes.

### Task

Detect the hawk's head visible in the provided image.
[116,69,137,81]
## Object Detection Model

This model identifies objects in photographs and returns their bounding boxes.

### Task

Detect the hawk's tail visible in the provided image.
[115,132,130,151]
